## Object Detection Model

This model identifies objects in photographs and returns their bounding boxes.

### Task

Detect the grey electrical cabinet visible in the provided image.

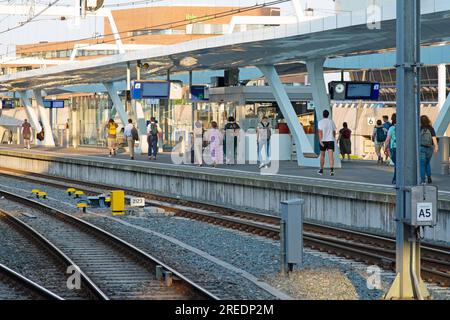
[405,185,438,227]
[281,199,303,266]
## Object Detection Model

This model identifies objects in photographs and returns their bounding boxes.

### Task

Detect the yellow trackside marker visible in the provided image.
[110,190,125,216]
[74,191,84,198]
[67,188,76,196]
[37,192,47,199]
[76,202,88,213]
[31,189,40,195]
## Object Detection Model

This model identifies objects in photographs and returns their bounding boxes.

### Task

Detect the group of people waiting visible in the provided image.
[317,111,438,184]
[192,116,271,168]
[105,117,162,160]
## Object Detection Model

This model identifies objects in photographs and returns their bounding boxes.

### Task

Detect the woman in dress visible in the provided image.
[204,121,223,167]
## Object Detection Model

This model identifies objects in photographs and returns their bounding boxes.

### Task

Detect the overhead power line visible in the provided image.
[0,0,290,63]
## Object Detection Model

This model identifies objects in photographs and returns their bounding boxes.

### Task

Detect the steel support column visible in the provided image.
[306,59,342,167]
[33,90,55,146]
[135,61,148,153]
[258,65,323,167]
[385,0,429,300]
[18,91,41,134]
[104,82,128,126]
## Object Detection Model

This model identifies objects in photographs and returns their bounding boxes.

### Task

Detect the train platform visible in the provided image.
[0,144,448,245]
[0,143,446,189]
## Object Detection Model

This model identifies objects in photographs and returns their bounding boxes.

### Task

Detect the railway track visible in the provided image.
[0,263,62,300]
[0,168,448,287]
[0,209,96,300]
[0,188,218,300]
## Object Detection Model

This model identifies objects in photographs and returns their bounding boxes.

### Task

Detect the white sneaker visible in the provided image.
[258,163,265,169]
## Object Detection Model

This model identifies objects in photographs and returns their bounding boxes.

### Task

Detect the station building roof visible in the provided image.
[1,2,450,92]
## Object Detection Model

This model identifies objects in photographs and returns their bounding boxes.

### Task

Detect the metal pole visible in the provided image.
[189,70,195,131]
[385,0,429,299]
[280,219,287,276]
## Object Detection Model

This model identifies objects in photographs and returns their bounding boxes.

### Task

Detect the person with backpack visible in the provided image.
[147,117,161,160]
[124,119,139,160]
[382,115,392,131]
[257,116,272,168]
[419,115,438,184]
[224,116,240,165]
[372,119,388,164]
[384,113,397,184]
[338,122,352,161]
[105,119,118,157]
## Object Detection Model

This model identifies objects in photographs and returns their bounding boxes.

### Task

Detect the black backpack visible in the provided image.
[131,126,139,141]
[376,127,387,142]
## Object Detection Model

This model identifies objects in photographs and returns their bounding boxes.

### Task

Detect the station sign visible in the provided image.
[131,81,170,99]
[130,197,146,207]
[1,100,15,109]
[329,81,380,101]
[190,85,209,101]
[43,100,65,108]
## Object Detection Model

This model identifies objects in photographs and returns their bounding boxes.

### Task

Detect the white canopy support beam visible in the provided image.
[106,9,125,54]
[104,82,128,126]
[18,91,41,133]
[306,58,342,168]
[32,90,56,146]
[306,58,329,121]
[258,65,319,167]
[434,93,450,136]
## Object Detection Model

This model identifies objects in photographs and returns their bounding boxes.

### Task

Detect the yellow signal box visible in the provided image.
[110,190,125,216]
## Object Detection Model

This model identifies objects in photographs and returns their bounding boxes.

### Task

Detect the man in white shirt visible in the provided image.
[317,110,336,176]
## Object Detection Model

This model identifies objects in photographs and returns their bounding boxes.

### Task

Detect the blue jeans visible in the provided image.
[147,135,158,157]
[390,147,396,184]
[257,140,270,164]
[420,146,433,183]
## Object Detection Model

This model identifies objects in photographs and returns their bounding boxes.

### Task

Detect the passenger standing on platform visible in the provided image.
[224,116,240,165]
[419,115,438,184]
[317,110,336,176]
[257,116,271,168]
[384,113,397,184]
[382,115,392,131]
[147,117,160,160]
[205,121,223,167]
[194,120,203,166]
[22,119,32,149]
[372,120,388,164]
[338,122,352,161]
[124,119,138,160]
[105,119,118,157]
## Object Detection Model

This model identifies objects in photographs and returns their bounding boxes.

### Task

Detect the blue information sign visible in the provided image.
[131,81,170,99]
[43,100,65,108]
[190,85,209,101]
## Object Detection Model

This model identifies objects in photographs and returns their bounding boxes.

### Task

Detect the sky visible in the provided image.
[0,0,335,58]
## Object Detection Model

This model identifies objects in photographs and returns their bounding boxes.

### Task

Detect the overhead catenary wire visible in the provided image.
[0,0,291,63]
[0,0,62,36]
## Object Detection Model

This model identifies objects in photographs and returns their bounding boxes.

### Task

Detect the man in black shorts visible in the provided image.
[317,110,336,176]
